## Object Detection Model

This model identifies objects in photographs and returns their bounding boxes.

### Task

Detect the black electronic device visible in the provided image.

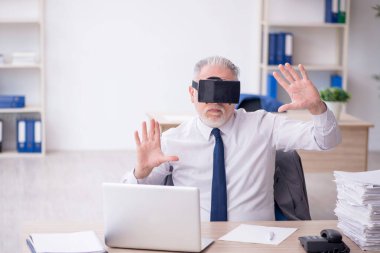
[298,229,350,253]
[192,78,240,104]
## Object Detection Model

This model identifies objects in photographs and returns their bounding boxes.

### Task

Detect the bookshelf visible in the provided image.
[0,0,45,157]
[259,0,350,103]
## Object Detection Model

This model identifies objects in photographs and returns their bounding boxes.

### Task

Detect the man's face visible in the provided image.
[189,65,237,128]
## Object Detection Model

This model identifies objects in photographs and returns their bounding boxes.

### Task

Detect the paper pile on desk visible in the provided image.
[334,170,380,251]
[26,230,106,253]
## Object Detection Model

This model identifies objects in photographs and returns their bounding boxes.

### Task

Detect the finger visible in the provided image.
[299,64,309,80]
[279,64,295,83]
[285,63,301,81]
[149,119,155,140]
[278,102,298,112]
[278,104,290,113]
[154,119,161,142]
[273,72,290,92]
[142,121,148,142]
[160,155,179,163]
[134,131,141,146]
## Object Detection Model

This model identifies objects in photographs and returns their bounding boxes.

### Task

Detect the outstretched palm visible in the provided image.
[273,63,325,114]
[134,119,179,179]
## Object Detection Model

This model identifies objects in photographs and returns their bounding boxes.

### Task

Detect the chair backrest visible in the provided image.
[163,150,311,221]
[237,97,262,112]
[236,93,283,112]
[274,150,311,220]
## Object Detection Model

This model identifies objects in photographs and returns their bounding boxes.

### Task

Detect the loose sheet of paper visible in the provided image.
[218,224,298,245]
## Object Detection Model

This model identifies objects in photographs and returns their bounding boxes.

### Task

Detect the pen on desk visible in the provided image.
[268,231,275,241]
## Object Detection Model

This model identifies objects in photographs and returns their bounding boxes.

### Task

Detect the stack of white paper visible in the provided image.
[334,170,380,251]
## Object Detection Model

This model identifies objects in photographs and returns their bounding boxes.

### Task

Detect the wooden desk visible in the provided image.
[22,220,373,253]
[147,111,374,172]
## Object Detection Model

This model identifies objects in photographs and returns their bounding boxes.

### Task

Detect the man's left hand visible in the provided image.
[273,63,326,115]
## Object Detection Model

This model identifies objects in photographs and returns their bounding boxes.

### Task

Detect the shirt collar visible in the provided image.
[196,111,236,141]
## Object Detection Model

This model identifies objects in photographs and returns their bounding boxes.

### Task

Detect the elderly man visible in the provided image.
[123,56,341,222]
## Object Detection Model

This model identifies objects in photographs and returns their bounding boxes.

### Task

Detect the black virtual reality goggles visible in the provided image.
[191,77,241,104]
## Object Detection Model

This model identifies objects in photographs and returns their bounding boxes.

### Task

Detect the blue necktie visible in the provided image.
[210,128,227,221]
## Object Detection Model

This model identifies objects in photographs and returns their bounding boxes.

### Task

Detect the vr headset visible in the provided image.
[192,77,240,104]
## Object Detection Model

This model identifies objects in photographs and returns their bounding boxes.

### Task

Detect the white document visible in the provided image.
[27,230,106,253]
[218,224,297,245]
[334,170,380,186]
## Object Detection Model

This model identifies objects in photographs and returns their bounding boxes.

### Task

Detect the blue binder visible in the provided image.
[331,74,342,88]
[268,33,277,65]
[25,120,35,152]
[17,120,27,152]
[276,32,286,64]
[332,0,339,23]
[0,95,25,108]
[17,119,38,153]
[34,120,42,153]
[267,74,278,99]
[325,0,339,23]
[325,0,333,23]
[284,33,293,64]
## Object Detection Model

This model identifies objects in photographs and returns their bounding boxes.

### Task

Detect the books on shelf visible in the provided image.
[17,119,42,153]
[26,230,106,253]
[334,170,380,251]
[325,0,346,24]
[268,32,293,65]
[0,95,25,108]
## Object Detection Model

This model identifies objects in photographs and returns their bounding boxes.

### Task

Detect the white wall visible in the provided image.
[45,0,380,151]
[45,0,260,150]
[347,0,380,151]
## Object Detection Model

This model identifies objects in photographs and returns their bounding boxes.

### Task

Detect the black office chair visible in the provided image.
[163,149,311,221]
[274,150,311,220]
[237,97,262,112]
[236,93,283,112]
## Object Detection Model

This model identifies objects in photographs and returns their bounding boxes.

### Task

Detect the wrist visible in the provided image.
[309,100,327,115]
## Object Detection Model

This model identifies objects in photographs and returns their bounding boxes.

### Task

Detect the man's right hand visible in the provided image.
[134,119,179,179]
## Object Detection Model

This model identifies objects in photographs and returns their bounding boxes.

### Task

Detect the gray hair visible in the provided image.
[193,56,240,80]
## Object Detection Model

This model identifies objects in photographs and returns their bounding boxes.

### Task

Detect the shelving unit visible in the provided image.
[259,0,350,103]
[0,0,45,157]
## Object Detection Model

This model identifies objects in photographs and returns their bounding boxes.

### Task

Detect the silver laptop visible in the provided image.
[102,183,214,252]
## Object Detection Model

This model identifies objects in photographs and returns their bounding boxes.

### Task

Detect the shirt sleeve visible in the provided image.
[273,108,342,151]
[121,162,171,185]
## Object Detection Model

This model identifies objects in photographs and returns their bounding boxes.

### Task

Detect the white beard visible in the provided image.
[199,106,228,128]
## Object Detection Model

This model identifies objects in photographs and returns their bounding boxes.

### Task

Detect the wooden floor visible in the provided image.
[0,150,379,253]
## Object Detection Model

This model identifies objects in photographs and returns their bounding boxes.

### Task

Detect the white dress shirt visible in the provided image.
[123,109,341,221]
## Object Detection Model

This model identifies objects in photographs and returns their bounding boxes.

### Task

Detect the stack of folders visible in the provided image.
[268,32,293,65]
[0,95,25,108]
[27,231,106,253]
[325,0,346,24]
[17,119,42,153]
[334,170,380,251]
